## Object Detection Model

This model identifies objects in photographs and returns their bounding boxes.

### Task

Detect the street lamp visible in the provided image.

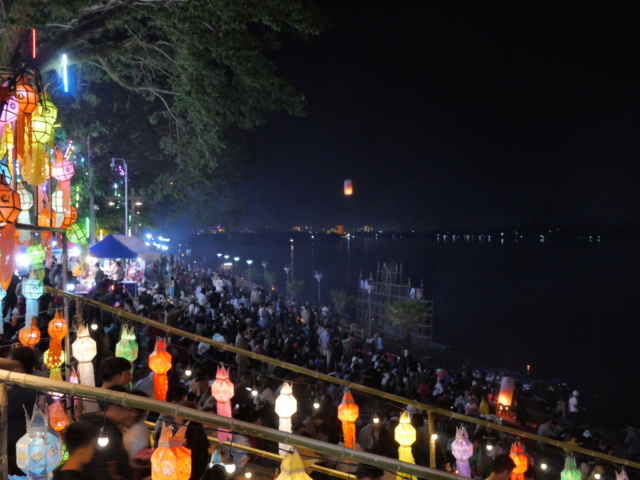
[217,253,222,270]
[284,265,290,284]
[233,256,240,274]
[110,157,128,235]
[314,271,323,305]
[246,259,253,282]
[262,261,268,287]
[365,278,375,332]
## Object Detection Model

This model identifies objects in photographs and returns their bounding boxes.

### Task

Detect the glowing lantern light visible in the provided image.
[149,337,172,401]
[15,83,38,115]
[37,207,56,228]
[22,273,44,300]
[51,156,74,182]
[0,94,19,125]
[616,469,629,480]
[337,390,359,452]
[0,173,21,226]
[151,422,192,480]
[510,440,528,480]
[18,182,33,211]
[16,405,62,478]
[72,324,97,386]
[211,365,234,443]
[395,411,417,480]
[344,179,353,196]
[46,311,68,381]
[38,99,57,124]
[19,319,41,348]
[498,376,515,407]
[48,399,68,433]
[66,222,88,246]
[115,324,138,363]
[276,449,315,480]
[48,310,68,339]
[561,455,581,480]
[61,207,78,228]
[31,114,53,144]
[26,243,45,267]
[275,382,297,456]
[452,426,473,478]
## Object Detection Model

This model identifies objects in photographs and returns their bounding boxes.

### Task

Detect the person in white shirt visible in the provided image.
[568,390,581,424]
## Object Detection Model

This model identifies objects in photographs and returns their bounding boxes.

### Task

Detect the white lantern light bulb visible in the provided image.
[540,462,548,471]
[251,388,258,397]
[98,427,109,447]
[91,321,98,331]
[594,474,601,479]
[245,472,252,479]
[373,414,380,424]
[430,433,438,441]
[486,442,493,451]
[185,366,192,377]
[225,461,236,474]
[313,401,320,409]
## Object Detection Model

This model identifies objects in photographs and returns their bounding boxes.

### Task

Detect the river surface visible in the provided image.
[192,233,640,426]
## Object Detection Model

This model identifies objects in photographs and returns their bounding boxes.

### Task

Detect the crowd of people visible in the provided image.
[1,255,638,480]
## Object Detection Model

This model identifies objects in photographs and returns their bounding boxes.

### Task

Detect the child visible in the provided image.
[54,422,99,480]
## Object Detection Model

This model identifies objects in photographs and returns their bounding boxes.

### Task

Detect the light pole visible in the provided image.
[233,256,240,275]
[110,157,128,235]
[217,253,222,270]
[284,265,290,285]
[246,259,253,282]
[314,271,323,305]
[262,261,268,287]
[365,278,375,332]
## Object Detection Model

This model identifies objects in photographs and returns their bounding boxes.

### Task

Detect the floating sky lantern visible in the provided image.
[344,179,353,196]
[72,324,97,386]
[510,440,528,480]
[151,422,191,480]
[211,365,234,443]
[16,405,62,479]
[498,376,515,407]
[395,411,417,480]
[149,337,172,401]
[452,426,473,477]
[337,390,359,452]
[275,382,297,456]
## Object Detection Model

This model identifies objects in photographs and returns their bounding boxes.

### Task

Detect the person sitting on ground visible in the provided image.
[53,421,99,480]
[99,356,133,389]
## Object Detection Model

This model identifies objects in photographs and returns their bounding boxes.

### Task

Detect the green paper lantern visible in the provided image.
[26,243,45,266]
[66,223,88,246]
[561,456,581,480]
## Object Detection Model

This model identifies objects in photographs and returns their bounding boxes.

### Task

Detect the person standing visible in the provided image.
[624,423,640,461]
[568,390,581,425]
[235,323,251,378]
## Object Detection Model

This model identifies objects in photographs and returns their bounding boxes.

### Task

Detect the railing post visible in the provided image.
[428,410,436,469]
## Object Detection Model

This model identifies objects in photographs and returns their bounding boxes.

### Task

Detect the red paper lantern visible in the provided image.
[149,337,172,401]
[0,175,21,226]
[19,320,40,348]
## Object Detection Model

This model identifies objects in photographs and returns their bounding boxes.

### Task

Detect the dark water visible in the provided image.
[193,233,640,426]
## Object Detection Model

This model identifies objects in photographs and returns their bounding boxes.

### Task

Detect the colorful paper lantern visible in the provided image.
[72,324,97,386]
[452,426,473,477]
[66,222,88,246]
[48,310,68,340]
[31,114,53,144]
[26,243,45,266]
[44,344,65,381]
[337,390,359,452]
[22,272,44,300]
[15,83,38,115]
[275,449,315,480]
[0,94,19,125]
[19,319,41,348]
[275,382,297,456]
[38,99,57,124]
[0,157,12,185]
[0,174,21,226]
[115,324,138,363]
[16,405,62,478]
[48,399,68,433]
[61,207,78,228]
[149,337,172,401]
[211,365,234,443]
[616,469,629,480]
[151,422,192,480]
[561,455,581,480]
[344,179,353,196]
[37,207,56,228]
[51,157,74,182]
[510,440,528,480]
[395,411,417,480]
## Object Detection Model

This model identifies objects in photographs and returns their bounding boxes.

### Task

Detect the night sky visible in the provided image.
[239,1,640,231]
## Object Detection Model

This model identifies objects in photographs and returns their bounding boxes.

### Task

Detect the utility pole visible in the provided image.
[87,136,97,243]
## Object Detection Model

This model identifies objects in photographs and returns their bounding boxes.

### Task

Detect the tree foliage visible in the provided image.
[387,299,429,348]
[0,0,326,226]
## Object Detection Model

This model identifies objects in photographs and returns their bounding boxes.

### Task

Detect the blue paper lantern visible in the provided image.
[16,405,62,479]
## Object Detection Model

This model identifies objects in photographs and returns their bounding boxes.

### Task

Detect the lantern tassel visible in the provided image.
[0,222,16,290]
[457,460,471,478]
[154,372,168,401]
[78,360,95,387]
[216,401,232,443]
[397,446,417,480]
[342,422,356,451]
[278,417,293,457]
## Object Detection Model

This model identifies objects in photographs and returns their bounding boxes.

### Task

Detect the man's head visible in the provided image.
[166,385,189,404]
[100,357,133,387]
[64,421,98,464]
[356,464,384,480]
[11,346,36,374]
[491,453,516,480]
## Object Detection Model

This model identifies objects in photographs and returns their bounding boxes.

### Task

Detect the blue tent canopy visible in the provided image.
[90,234,139,259]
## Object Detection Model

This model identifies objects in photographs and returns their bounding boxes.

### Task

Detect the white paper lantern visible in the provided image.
[72,324,97,386]
[275,382,297,456]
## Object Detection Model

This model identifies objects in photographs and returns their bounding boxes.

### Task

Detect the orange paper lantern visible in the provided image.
[15,83,38,115]
[37,207,56,227]
[149,337,172,401]
[0,174,21,226]
[19,319,40,348]
[510,440,528,480]
[151,422,191,480]
[337,389,359,451]
[61,207,77,228]
[48,310,68,339]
